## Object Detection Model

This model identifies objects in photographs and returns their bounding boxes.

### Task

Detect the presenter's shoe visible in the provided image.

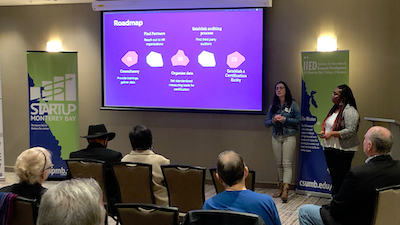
[272,183,283,198]
[281,183,289,203]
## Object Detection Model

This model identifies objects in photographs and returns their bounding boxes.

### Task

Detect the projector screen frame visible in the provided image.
[100,7,266,115]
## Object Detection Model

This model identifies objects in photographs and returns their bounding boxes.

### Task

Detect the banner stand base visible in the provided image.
[296,189,331,199]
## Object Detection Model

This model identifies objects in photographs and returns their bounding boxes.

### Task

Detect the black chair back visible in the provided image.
[372,184,400,225]
[65,158,108,203]
[111,162,155,204]
[182,210,266,225]
[115,203,179,225]
[12,196,38,225]
[65,159,119,224]
[161,165,206,213]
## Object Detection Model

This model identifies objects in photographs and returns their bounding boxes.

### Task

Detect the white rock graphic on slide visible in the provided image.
[198,51,216,67]
[146,51,164,67]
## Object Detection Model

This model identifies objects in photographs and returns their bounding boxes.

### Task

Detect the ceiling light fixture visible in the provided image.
[317,36,337,52]
[46,41,62,52]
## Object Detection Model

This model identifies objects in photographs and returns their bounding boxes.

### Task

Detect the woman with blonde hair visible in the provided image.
[0,147,53,201]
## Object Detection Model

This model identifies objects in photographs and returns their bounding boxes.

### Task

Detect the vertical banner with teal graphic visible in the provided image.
[296,51,349,197]
[28,51,78,178]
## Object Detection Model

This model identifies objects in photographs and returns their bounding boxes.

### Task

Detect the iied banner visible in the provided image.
[27,52,78,178]
[296,51,349,197]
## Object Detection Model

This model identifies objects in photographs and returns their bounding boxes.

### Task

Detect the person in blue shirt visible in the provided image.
[203,150,281,225]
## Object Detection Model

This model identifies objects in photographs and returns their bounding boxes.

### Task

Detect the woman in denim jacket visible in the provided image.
[318,84,359,196]
[265,81,300,203]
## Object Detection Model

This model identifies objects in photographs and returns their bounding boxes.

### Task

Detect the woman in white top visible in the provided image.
[121,125,170,206]
[318,84,360,196]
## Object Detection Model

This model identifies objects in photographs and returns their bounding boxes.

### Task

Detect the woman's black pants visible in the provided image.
[324,147,355,196]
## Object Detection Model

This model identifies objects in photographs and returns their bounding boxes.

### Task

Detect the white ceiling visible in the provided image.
[0,0,93,6]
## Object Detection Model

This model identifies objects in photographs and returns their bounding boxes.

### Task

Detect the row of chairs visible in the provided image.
[9,185,400,225]
[64,159,256,224]
[4,168,400,225]
[114,203,265,225]
[111,183,400,225]
[66,160,205,212]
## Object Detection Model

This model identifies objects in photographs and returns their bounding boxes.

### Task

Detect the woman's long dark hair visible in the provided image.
[271,81,293,114]
[337,84,357,110]
[323,84,359,131]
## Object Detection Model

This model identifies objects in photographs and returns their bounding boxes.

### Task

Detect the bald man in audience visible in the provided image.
[203,150,281,225]
[299,126,400,225]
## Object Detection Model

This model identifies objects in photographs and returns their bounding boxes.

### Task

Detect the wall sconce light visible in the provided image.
[46,41,62,52]
[317,37,337,52]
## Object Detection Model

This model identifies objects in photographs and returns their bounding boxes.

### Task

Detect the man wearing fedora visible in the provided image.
[69,124,122,202]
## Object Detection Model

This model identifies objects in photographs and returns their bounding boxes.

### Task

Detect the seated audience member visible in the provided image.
[37,178,106,225]
[69,124,122,202]
[122,125,170,206]
[203,150,281,225]
[0,147,53,202]
[299,126,400,225]
[70,124,122,162]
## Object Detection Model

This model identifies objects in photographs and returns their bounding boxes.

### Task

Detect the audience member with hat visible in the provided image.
[69,124,122,202]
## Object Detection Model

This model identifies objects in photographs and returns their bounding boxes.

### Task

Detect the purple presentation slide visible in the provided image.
[103,8,263,111]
